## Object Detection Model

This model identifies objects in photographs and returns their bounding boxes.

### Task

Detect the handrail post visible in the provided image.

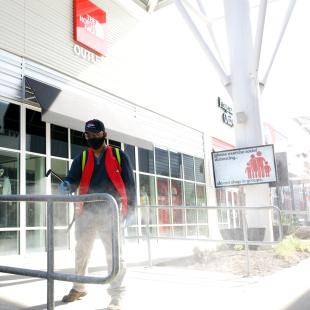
[47,200,54,310]
[111,199,121,279]
[242,207,250,277]
[278,207,283,241]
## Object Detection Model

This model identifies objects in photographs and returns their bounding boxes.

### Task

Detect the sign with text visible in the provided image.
[74,0,106,56]
[212,144,277,188]
[218,97,233,127]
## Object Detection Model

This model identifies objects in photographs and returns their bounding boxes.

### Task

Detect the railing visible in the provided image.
[0,193,121,310]
[126,205,283,276]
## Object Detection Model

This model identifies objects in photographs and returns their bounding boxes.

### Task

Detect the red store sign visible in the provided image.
[74,0,106,56]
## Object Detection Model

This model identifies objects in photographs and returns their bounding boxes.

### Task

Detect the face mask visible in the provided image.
[87,137,105,150]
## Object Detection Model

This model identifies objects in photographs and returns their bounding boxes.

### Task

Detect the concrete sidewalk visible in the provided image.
[0,240,310,309]
[1,262,310,310]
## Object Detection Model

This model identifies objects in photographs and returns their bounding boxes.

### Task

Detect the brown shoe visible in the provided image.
[107,298,122,310]
[62,289,87,303]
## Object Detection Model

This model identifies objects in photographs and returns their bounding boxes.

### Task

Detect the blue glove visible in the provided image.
[59,181,71,194]
[124,208,135,228]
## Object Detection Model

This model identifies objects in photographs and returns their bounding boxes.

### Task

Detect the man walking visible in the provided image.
[60,119,136,310]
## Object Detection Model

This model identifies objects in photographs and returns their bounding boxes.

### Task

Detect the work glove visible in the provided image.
[59,180,71,194]
[124,207,135,228]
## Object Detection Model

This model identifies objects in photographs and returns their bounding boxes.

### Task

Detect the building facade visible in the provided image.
[0,0,231,255]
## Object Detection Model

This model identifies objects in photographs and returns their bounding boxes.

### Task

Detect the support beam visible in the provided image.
[147,0,159,13]
[260,0,297,91]
[196,0,207,15]
[174,0,230,88]
[252,0,268,78]
[224,0,264,147]
[224,0,272,243]
[193,0,227,71]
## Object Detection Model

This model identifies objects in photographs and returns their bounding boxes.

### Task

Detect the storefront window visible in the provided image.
[124,144,136,170]
[26,230,46,252]
[183,154,195,181]
[0,150,19,228]
[157,177,170,235]
[51,159,68,193]
[138,148,154,174]
[170,152,182,179]
[155,148,169,176]
[0,231,19,255]
[195,157,205,182]
[51,124,68,158]
[71,129,87,159]
[171,180,183,206]
[197,185,208,236]
[26,109,46,154]
[109,139,121,149]
[171,180,184,236]
[185,182,197,236]
[51,159,69,228]
[0,102,20,150]
[140,174,156,206]
[157,178,169,205]
[184,182,196,206]
[26,155,46,227]
[217,189,228,226]
[139,174,156,236]
[196,185,206,206]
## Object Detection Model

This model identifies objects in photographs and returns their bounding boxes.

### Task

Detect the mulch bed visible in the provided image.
[155,248,310,276]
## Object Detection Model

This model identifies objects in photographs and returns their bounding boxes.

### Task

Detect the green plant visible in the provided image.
[233,244,244,251]
[280,215,298,235]
[275,235,310,262]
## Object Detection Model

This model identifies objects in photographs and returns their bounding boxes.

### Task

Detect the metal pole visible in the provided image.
[242,208,250,277]
[224,0,274,241]
[47,200,54,310]
[224,0,264,147]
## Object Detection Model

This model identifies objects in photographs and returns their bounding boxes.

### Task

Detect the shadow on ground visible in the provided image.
[285,289,310,310]
[0,296,29,310]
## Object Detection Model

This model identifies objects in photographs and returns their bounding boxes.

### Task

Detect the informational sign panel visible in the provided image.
[212,144,277,188]
[74,0,107,56]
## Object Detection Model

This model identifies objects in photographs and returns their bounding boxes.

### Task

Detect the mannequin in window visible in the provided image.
[0,168,12,227]
[140,186,150,206]
[0,168,11,195]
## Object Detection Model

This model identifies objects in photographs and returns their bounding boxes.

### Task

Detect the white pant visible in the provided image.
[73,203,126,300]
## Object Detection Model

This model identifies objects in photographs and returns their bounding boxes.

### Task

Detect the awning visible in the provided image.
[24,77,153,150]
[211,137,234,151]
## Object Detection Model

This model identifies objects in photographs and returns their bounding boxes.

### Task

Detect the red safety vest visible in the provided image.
[79,146,128,216]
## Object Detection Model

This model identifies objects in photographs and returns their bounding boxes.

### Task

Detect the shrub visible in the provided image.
[275,235,310,262]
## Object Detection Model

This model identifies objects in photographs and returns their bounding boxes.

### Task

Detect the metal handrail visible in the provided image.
[0,193,121,310]
[127,204,283,275]
[133,204,283,243]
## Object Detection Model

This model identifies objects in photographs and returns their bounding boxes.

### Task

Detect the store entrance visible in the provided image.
[217,188,242,229]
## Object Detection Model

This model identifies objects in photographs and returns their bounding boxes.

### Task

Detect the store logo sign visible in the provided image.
[74,0,107,56]
[218,97,234,127]
[73,44,103,63]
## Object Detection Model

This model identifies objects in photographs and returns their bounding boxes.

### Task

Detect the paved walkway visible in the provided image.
[0,240,310,309]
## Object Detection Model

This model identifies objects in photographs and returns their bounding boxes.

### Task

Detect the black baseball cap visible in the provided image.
[85,119,105,133]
